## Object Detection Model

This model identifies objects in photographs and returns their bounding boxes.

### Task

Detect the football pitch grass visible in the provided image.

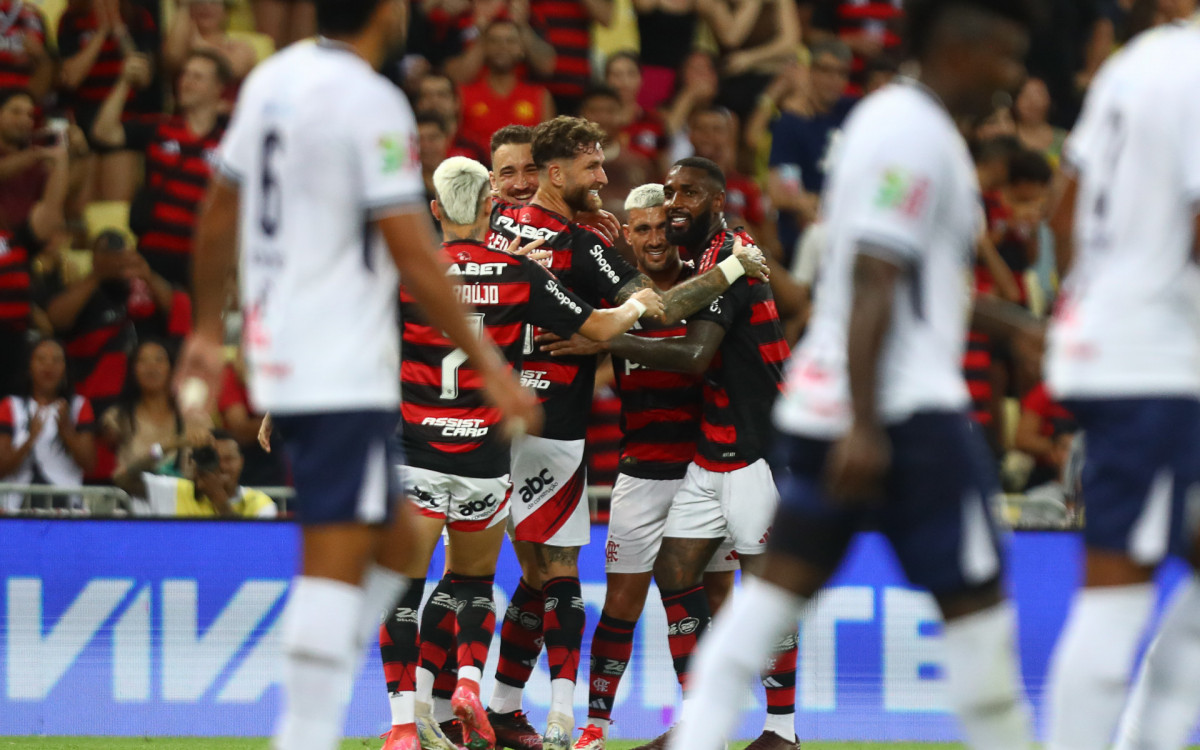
[0,741,964,750]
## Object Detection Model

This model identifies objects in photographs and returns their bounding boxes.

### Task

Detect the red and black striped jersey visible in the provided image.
[487,202,641,440]
[57,6,157,115]
[691,229,789,471]
[0,1,47,91]
[400,239,594,477]
[0,222,40,332]
[530,0,591,102]
[126,114,226,287]
[610,265,702,481]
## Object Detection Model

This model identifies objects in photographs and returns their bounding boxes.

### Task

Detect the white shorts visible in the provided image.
[508,435,590,547]
[405,466,510,531]
[606,473,740,574]
[664,460,779,556]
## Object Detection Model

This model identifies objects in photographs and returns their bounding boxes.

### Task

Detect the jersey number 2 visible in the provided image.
[441,313,486,399]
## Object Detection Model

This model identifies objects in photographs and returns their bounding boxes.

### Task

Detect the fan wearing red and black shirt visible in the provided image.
[376,156,661,750]
[0,0,53,99]
[485,118,767,748]
[546,157,797,750]
[91,49,229,289]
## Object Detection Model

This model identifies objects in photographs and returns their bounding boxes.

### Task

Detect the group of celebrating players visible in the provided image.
[170,1,1200,750]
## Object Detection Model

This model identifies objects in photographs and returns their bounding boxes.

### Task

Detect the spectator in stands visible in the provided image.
[0,0,54,100]
[416,111,449,220]
[216,355,285,487]
[988,148,1053,306]
[687,106,768,243]
[91,49,229,289]
[114,428,278,517]
[441,0,556,85]
[45,231,186,435]
[801,0,903,94]
[1015,382,1077,491]
[163,0,258,88]
[632,0,697,111]
[605,51,666,165]
[0,89,48,230]
[662,50,718,162]
[458,19,554,154]
[0,124,67,395]
[251,0,313,51]
[704,0,801,122]
[531,0,613,113]
[1013,76,1066,168]
[768,39,856,266]
[0,338,96,512]
[100,337,183,475]
[415,73,486,161]
[58,0,160,202]
[489,123,538,204]
[742,57,807,166]
[579,86,656,216]
[862,53,898,94]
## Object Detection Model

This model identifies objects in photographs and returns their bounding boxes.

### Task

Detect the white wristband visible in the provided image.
[718,255,746,285]
[628,298,648,317]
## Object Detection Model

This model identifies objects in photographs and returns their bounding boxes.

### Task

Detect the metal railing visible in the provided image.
[0,483,296,518]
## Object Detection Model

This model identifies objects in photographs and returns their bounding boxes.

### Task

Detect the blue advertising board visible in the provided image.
[0,520,1188,740]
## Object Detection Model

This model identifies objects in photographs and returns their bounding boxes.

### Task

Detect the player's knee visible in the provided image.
[603,579,650,621]
[281,577,359,664]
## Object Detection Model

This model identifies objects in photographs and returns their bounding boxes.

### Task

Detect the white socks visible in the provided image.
[460,665,483,686]
[761,712,796,742]
[390,691,415,727]
[1116,575,1200,750]
[668,578,806,750]
[273,576,364,750]
[942,602,1033,750]
[360,564,409,650]
[1046,583,1156,750]
[550,678,575,722]
[415,666,436,706]
[489,682,525,714]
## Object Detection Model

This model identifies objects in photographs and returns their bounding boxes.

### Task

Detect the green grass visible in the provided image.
[0,741,965,750]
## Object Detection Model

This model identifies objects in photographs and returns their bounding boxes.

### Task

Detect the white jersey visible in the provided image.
[773,81,981,438]
[1047,21,1200,399]
[216,40,424,414]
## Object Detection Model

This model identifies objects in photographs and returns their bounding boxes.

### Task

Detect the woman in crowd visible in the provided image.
[605,52,666,165]
[662,50,720,163]
[164,0,258,91]
[100,338,184,475]
[632,0,698,110]
[1013,76,1067,168]
[0,338,96,511]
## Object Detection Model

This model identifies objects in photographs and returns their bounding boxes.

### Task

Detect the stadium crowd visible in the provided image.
[4,0,1179,513]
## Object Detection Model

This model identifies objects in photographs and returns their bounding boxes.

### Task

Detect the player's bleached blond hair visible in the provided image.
[624,183,664,212]
[433,156,491,225]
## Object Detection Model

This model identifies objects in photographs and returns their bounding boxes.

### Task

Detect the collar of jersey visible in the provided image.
[897,75,949,115]
[523,202,572,226]
[316,36,358,54]
[445,238,487,248]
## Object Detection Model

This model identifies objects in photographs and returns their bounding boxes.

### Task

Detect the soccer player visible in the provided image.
[547,158,795,750]
[571,183,740,750]
[379,156,663,750]
[663,2,1042,750]
[491,125,540,205]
[486,116,768,750]
[1043,17,1200,750]
[174,3,540,750]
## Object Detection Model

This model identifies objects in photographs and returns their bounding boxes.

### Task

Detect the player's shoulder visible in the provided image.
[444,241,525,268]
[572,222,614,248]
[842,83,953,149]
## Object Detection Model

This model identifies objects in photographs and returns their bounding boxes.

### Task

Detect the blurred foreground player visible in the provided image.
[487,116,768,750]
[176,3,541,750]
[547,159,794,750]
[1044,15,1200,750]
[666,2,1043,750]
[379,157,662,750]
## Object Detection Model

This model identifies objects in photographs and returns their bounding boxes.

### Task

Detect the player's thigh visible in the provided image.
[447,523,508,577]
[1068,397,1200,575]
[882,412,1003,597]
[440,473,511,576]
[718,459,781,558]
[508,435,590,548]
[535,543,582,579]
[606,474,681,575]
[765,433,858,597]
[509,538,543,588]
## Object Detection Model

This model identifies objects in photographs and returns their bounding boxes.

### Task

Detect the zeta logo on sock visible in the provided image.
[544,597,559,612]
[667,617,701,636]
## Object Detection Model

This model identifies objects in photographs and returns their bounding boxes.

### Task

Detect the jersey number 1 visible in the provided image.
[441,313,486,399]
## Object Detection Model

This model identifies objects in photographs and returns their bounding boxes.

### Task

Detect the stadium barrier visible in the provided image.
[0,517,1185,741]
[0,484,296,516]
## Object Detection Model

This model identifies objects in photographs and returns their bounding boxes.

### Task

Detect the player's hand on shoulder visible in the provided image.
[826,421,890,506]
[733,235,770,282]
[575,209,622,245]
[631,287,666,319]
[538,331,608,357]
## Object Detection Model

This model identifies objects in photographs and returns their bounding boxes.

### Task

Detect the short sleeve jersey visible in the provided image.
[1047,24,1200,399]
[487,202,641,440]
[400,239,594,477]
[690,230,789,471]
[216,40,424,414]
[774,80,982,438]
